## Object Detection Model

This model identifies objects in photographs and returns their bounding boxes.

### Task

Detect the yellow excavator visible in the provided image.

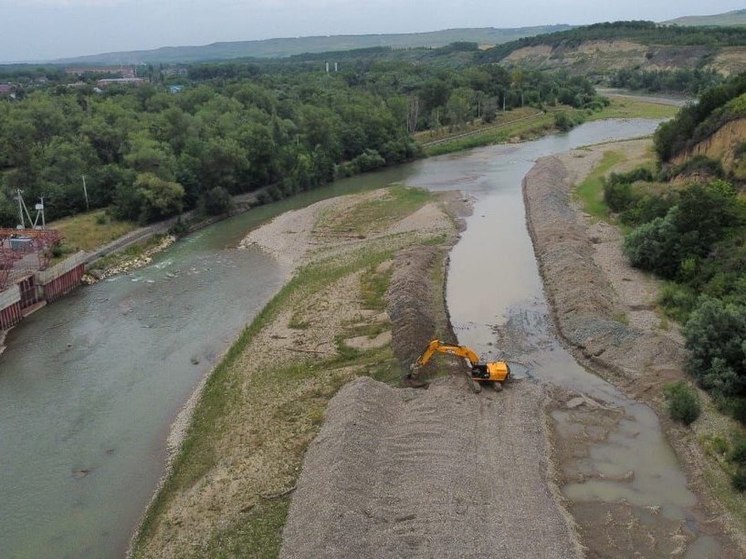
[409,339,510,392]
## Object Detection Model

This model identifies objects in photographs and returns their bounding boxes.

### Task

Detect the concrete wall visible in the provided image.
[0,284,22,330]
[1,251,87,331]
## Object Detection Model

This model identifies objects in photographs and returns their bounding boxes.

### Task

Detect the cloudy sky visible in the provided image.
[0,0,744,63]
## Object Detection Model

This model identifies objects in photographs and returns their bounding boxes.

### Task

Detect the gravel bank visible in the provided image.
[281,377,580,559]
[523,149,744,554]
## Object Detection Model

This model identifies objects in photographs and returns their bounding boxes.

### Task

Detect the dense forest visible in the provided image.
[0,57,601,225]
[608,68,723,95]
[602,74,746,451]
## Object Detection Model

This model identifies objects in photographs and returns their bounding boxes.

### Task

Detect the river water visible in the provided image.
[0,118,695,558]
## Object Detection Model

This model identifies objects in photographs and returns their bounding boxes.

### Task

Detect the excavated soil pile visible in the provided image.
[386,245,445,371]
[522,157,683,382]
[280,377,580,559]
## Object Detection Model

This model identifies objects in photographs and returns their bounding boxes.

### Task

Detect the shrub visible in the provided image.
[201,186,234,216]
[664,382,701,425]
[683,298,746,396]
[603,179,634,213]
[729,437,746,465]
[619,194,675,227]
[554,111,575,132]
[732,469,746,492]
[659,283,698,322]
[624,210,680,278]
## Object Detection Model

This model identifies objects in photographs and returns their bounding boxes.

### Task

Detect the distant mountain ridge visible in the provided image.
[52,25,572,65]
[664,9,746,27]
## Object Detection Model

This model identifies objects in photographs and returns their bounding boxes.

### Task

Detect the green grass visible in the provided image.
[86,234,167,272]
[203,500,289,559]
[575,150,626,219]
[317,185,429,235]
[360,264,393,310]
[587,97,680,121]
[50,209,137,252]
[424,112,554,156]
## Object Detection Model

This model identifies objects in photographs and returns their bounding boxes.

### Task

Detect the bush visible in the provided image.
[201,186,234,216]
[619,194,675,227]
[659,283,698,322]
[603,179,634,213]
[624,210,680,278]
[554,111,576,132]
[729,438,746,465]
[664,382,701,425]
[732,469,746,492]
[683,298,746,396]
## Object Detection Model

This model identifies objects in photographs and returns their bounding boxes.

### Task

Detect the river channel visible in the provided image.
[1,118,684,558]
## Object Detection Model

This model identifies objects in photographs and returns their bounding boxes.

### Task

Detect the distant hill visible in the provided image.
[664,9,746,27]
[53,25,572,65]
[478,21,746,77]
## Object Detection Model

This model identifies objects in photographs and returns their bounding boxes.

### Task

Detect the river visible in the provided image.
[1,118,677,558]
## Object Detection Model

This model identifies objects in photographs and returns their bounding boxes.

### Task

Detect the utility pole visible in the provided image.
[16,189,25,229]
[15,189,34,229]
[82,175,90,211]
[36,197,45,229]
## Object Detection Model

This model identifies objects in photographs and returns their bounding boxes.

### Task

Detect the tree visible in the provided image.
[115,173,184,223]
[684,298,746,396]
[201,186,234,216]
[446,88,472,130]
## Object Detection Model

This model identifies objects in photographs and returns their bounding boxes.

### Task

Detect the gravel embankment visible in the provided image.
[280,377,580,559]
[280,215,582,558]
[522,156,684,382]
[523,152,744,554]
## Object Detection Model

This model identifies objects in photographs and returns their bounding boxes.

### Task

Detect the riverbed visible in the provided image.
[1,118,670,558]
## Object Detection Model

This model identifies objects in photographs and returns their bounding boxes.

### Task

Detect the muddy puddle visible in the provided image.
[492,301,727,557]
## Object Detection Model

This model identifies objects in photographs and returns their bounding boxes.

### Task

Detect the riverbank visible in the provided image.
[523,142,746,553]
[129,186,462,556]
[129,181,591,558]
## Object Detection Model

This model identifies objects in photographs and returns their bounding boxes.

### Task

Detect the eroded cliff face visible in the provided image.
[501,42,746,76]
[672,117,746,177]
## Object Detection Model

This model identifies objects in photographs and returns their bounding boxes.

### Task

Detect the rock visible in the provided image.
[566,397,586,409]
[190,356,200,365]
[72,468,92,479]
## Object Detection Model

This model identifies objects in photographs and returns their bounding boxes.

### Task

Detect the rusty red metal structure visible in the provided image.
[0,248,23,291]
[0,228,64,288]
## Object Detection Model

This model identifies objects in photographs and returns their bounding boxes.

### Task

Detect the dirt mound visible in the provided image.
[522,157,684,380]
[280,376,580,559]
[386,246,441,370]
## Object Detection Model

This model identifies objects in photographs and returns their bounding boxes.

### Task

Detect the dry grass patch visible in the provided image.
[51,209,137,252]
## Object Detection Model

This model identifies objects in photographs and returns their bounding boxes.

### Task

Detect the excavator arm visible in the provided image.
[414,339,481,368]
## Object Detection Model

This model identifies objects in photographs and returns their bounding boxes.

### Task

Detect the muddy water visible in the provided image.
[408,122,723,556]
[0,118,695,559]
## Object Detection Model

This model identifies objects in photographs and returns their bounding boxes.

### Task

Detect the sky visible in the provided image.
[0,0,744,63]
